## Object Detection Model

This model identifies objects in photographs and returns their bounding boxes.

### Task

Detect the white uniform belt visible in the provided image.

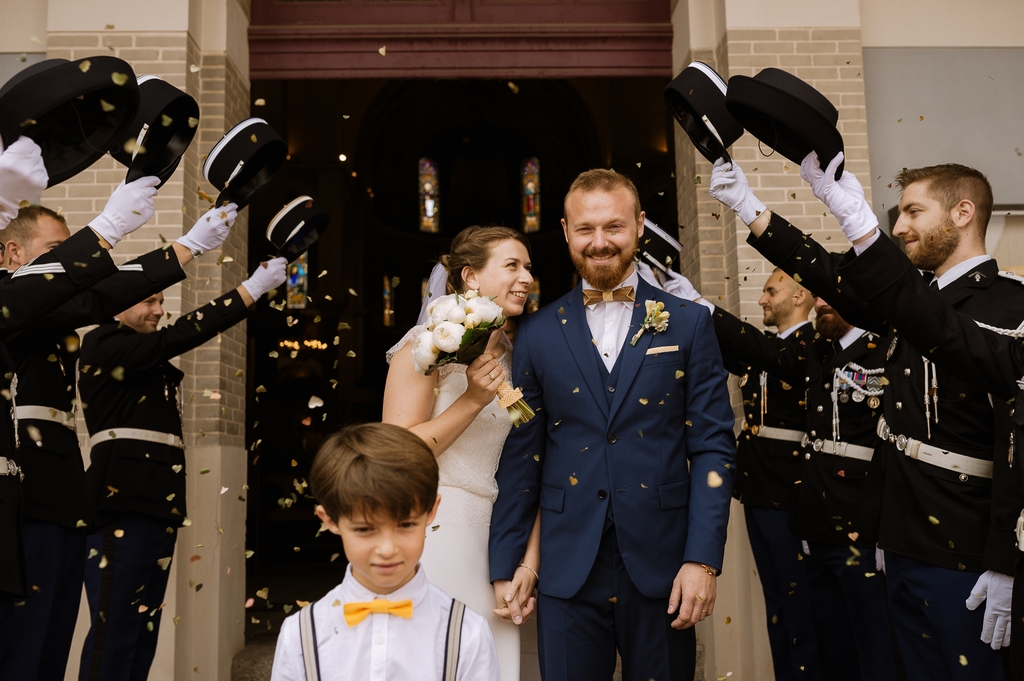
[876,415,993,479]
[754,426,805,443]
[800,434,874,461]
[89,428,184,449]
[0,456,23,480]
[15,406,75,430]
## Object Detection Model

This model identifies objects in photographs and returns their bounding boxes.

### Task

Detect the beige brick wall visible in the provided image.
[723,27,873,328]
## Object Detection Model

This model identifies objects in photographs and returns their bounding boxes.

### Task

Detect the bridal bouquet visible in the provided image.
[411,291,535,426]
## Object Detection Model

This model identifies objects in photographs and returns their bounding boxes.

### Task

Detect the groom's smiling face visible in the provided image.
[562,187,645,291]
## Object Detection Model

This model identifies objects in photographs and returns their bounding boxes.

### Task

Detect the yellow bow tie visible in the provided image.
[343,598,414,628]
[582,286,635,306]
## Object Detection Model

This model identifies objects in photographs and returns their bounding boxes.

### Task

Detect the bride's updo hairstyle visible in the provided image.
[440,225,532,295]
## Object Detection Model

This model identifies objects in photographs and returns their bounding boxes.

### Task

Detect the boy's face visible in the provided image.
[317,495,441,595]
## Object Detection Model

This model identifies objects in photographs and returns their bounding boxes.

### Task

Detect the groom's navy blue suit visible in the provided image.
[489,276,736,681]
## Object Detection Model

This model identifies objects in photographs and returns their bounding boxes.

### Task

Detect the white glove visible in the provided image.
[875,546,886,574]
[710,158,767,226]
[800,151,878,242]
[177,203,238,256]
[0,138,48,226]
[241,256,287,301]
[88,176,160,247]
[660,269,700,301]
[965,570,1013,650]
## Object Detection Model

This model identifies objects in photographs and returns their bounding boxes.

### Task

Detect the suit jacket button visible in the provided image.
[597,489,608,500]
[607,434,617,444]
[608,386,615,393]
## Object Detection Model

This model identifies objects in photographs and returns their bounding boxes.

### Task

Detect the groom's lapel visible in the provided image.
[608,279,658,422]
[558,285,610,420]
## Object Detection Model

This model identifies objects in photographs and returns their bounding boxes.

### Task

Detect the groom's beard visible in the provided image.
[570,236,638,291]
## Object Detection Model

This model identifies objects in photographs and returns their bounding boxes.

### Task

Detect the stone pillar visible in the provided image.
[38,1,251,679]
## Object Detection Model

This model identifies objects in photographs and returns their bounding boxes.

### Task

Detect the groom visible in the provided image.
[489,169,736,680]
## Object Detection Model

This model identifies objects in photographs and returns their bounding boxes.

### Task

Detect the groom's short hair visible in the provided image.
[564,169,641,222]
[310,422,439,522]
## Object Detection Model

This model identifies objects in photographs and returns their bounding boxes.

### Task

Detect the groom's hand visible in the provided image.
[492,574,537,625]
[668,562,717,629]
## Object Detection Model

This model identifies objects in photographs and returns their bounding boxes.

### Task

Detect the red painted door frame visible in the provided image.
[249,0,673,79]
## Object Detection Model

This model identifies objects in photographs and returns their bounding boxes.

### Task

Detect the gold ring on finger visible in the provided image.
[695,594,706,603]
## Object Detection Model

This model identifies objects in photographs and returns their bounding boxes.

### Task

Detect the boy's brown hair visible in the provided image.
[310,423,439,522]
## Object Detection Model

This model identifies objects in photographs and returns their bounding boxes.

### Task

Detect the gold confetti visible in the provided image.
[100,99,116,112]
[507,81,519,94]
[572,387,580,393]
[110,366,125,381]
[707,471,724,488]
[79,60,91,73]
[250,133,258,143]
[675,370,684,379]
[256,587,269,599]
[113,529,125,538]
[959,655,968,666]
[378,46,387,56]
[348,288,358,296]
[725,616,732,624]
[639,398,648,405]
[110,72,129,86]
[189,64,200,73]
[308,396,324,409]
[98,555,109,569]
[161,114,173,127]
[569,476,578,486]
[928,515,940,525]
[188,117,199,128]
[346,350,356,358]
[254,98,266,106]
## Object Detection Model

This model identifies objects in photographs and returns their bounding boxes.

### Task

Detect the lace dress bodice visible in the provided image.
[387,325,513,526]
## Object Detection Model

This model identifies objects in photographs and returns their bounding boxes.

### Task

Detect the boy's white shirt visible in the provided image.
[270,563,500,681]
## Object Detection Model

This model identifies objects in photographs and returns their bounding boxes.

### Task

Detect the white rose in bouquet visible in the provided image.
[429,296,460,329]
[464,311,483,329]
[466,296,503,324]
[463,289,479,300]
[432,321,464,353]
[411,330,440,373]
[446,303,467,324]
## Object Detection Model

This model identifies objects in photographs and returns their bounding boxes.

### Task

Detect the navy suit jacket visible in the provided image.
[488,277,736,600]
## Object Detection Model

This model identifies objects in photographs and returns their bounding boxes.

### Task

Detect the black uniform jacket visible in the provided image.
[0,228,118,597]
[841,234,1024,575]
[715,306,885,547]
[714,313,810,510]
[6,246,185,529]
[80,288,248,524]
[749,213,1024,573]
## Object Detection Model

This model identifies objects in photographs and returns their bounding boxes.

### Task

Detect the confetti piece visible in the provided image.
[98,555,108,569]
[250,133,258,143]
[675,370,684,379]
[245,550,255,559]
[569,476,578,486]
[348,288,358,296]
[188,117,199,128]
[256,588,269,600]
[254,98,266,106]
[79,60,91,73]
[88,549,99,559]
[725,616,732,624]
[110,366,125,381]
[346,350,356,358]
[638,398,648,405]
[707,471,724,488]
[189,64,200,73]
[959,655,968,666]
[100,99,116,112]
[330,553,340,562]
[245,598,254,608]
[255,385,267,393]
[110,72,129,86]
[572,387,580,393]
[928,515,940,525]
[113,529,125,538]
[199,468,210,474]
[220,487,229,495]
[378,46,387,56]
[283,604,293,614]
[308,396,324,409]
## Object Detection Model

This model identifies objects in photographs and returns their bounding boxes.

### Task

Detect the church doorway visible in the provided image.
[241,76,677,640]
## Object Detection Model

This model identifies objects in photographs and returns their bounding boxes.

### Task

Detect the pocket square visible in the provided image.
[646,345,679,355]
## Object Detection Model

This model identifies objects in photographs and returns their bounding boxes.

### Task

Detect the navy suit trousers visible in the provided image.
[743,505,821,681]
[537,522,696,681]
[0,521,85,681]
[806,541,901,681]
[79,516,177,681]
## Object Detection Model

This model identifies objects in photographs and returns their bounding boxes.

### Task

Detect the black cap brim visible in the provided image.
[266,195,330,263]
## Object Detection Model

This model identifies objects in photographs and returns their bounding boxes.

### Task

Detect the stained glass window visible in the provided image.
[526,278,541,313]
[521,157,540,233]
[419,158,439,233]
[287,252,308,309]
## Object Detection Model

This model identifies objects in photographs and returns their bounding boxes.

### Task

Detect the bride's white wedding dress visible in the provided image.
[388,327,539,681]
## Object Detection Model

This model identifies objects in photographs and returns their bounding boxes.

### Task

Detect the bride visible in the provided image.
[384,225,540,681]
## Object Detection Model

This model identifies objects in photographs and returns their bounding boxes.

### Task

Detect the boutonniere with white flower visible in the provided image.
[411,291,535,426]
[630,300,670,346]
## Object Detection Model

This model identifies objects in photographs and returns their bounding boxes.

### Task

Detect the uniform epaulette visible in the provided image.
[997,270,1024,285]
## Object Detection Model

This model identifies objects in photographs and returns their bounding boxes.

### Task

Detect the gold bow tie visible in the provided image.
[582,286,635,306]
[343,598,414,628]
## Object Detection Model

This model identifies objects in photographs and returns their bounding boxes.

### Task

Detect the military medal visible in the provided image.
[839,392,850,403]
[868,396,880,409]
[887,335,899,360]
[852,391,865,403]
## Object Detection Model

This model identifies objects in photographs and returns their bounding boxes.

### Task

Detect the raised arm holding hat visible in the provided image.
[77,256,285,681]
[0,138,48,228]
[713,151,1024,681]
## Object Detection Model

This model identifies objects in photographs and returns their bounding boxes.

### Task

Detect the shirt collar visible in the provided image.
[837,326,865,350]
[581,268,639,310]
[931,254,992,290]
[776,319,809,340]
[339,562,430,608]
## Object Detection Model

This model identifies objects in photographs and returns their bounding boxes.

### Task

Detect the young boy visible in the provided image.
[270,423,500,681]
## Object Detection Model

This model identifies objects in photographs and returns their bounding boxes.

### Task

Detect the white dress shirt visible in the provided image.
[836,326,865,350]
[932,254,992,289]
[775,321,807,340]
[583,268,640,372]
[270,564,499,681]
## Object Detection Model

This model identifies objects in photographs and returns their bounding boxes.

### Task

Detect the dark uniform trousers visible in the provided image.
[714,317,821,681]
[750,214,1024,681]
[0,230,119,667]
[0,247,185,681]
[834,233,1024,681]
[537,342,696,681]
[78,289,248,681]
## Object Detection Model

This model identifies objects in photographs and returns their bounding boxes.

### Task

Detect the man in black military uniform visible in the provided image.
[673,268,899,680]
[76,256,286,681]
[829,222,1024,680]
[710,151,1024,681]
[0,198,237,680]
[0,140,161,624]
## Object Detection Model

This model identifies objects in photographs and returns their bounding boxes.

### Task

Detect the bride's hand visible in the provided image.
[464,351,504,408]
[491,567,538,625]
